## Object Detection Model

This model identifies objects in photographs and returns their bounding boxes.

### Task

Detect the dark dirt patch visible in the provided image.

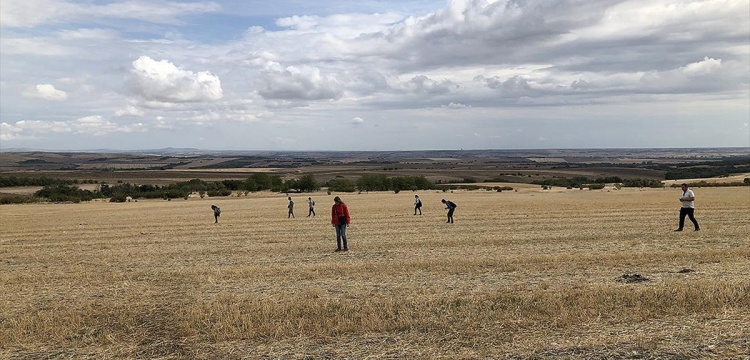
[616,273,650,283]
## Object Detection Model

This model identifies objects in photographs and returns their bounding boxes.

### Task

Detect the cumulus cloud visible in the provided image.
[258,62,343,101]
[23,84,68,101]
[473,75,541,100]
[681,56,722,75]
[351,117,365,125]
[637,56,743,94]
[404,75,457,95]
[11,120,72,133]
[444,102,470,109]
[115,105,146,117]
[1,122,25,141]
[128,56,223,103]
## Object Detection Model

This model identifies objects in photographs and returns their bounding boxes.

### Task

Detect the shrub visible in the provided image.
[327,178,357,192]
[110,193,128,203]
[0,195,40,205]
[207,189,232,197]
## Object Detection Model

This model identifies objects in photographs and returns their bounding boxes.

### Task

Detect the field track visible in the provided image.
[1,187,749,359]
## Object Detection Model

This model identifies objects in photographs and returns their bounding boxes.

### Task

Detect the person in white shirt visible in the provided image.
[675,183,700,231]
[414,194,423,215]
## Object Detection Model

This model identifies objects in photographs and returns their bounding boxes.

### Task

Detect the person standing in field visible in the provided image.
[211,204,221,223]
[287,197,295,218]
[331,196,350,252]
[441,199,457,223]
[414,194,423,215]
[675,183,700,231]
[307,197,316,217]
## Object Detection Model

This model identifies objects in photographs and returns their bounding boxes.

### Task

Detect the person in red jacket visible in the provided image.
[331,196,350,252]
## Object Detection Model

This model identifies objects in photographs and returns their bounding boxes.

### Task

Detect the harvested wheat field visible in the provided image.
[1,187,749,359]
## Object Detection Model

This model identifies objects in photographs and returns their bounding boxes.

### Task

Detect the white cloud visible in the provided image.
[153,116,174,129]
[0,0,78,28]
[404,75,456,95]
[115,105,146,117]
[57,28,118,41]
[638,57,742,93]
[258,62,343,101]
[2,116,145,139]
[681,56,722,75]
[23,84,68,101]
[1,122,25,141]
[0,37,75,56]
[14,120,72,133]
[0,0,221,28]
[128,56,223,103]
[351,117,365,125]
[445,102,469,109]
[71,115,116,135]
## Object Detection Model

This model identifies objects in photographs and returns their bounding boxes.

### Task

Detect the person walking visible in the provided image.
[441,199,457,223]
[331,196,350,252]
[414,194,423,215]
[675,183,700,231]
[287,197,295,218]
[211,204,221,223]
[307,197,316,217]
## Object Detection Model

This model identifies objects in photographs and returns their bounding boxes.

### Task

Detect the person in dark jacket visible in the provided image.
[211,204,221,223]
[331,196,350,252]
[287,197,295,218]
[441,199,456,223]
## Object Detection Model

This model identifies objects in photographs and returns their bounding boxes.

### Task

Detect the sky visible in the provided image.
[1,0,749,151]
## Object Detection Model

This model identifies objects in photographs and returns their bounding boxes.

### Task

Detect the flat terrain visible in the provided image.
[1,187,749,359]
[3,147,748,186]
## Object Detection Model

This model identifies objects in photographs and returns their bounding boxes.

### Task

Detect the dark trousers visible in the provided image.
[308,208,315,216]
[447,208,454,223]
[414,205,422,215]
[678,208,699,230]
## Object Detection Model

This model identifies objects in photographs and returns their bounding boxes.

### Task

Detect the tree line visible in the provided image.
[663,158,750,180]
[532,176,665,189]
[1,174,438,204]
[0,176,99,187]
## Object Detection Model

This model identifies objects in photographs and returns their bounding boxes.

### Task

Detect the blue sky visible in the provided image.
[1,0,749,151]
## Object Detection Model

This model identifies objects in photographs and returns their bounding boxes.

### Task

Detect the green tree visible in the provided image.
[296,175,320,192]
[356,174,390,191]
[327,178,356,192]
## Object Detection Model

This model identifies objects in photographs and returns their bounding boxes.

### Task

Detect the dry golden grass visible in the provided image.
[1,187,749,359]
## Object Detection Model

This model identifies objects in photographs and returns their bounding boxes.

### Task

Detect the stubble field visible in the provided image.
[1,187,749,359]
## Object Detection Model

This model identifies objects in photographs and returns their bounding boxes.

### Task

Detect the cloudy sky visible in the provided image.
[1,0,749,151]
